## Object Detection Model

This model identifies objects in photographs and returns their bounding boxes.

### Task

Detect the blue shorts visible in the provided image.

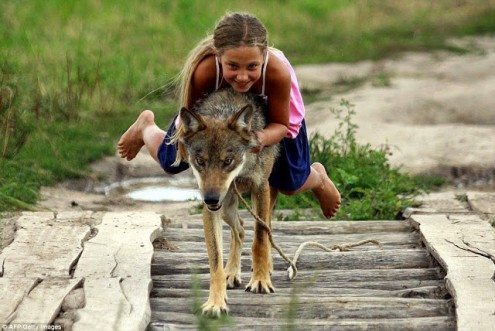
[158,116,311,191]
[157,115,190,174]
[269,119,311,192]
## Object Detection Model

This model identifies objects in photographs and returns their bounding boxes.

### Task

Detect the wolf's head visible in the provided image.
[179,103,260,212]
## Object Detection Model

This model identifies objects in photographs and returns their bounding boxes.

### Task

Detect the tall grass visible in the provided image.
[1,0,494,212]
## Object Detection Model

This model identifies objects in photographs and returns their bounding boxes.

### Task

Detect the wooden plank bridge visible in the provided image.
[0,192,494,330]
[149,213,455,331]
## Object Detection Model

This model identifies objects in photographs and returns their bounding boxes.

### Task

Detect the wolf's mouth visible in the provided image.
[206,203,222,212]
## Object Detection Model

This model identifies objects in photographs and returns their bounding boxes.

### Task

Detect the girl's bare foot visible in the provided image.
[311,162,341,218]
[117,110,155,161]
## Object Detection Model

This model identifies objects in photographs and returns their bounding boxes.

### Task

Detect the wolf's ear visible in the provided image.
[229,104,254,132]
[179,107,206,136]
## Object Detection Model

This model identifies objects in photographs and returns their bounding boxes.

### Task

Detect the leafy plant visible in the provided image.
[276,99,435,220]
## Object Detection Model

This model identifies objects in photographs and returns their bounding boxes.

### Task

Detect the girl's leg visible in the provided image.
[269,187,279,212]
[279,162,341,219]
[117,110,165,163]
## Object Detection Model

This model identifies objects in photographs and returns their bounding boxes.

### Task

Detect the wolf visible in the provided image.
[178,88,279,316]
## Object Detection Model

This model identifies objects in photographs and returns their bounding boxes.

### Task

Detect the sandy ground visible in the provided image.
[37,36,495,213]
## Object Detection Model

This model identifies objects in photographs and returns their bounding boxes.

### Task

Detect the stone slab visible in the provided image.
[410,213,495,331]
[73,212,162,331]
[0,212,92,278]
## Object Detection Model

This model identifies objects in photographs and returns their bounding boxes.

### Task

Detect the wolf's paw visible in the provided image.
[226,273,242,289]
[202,297,229,317]
[245,276,275,294]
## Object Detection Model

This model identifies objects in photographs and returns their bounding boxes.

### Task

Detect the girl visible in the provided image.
[118,12,341,218]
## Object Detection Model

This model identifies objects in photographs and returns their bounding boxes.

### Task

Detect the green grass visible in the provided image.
[1,0,494,214]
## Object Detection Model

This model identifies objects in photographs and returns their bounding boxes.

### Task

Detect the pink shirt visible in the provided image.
[270,49,305,138]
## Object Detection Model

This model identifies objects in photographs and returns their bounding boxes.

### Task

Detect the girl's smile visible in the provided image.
[219,46,265,93]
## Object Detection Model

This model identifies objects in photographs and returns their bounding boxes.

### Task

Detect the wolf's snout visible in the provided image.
[203,191,222,211]
[204,192,220,205]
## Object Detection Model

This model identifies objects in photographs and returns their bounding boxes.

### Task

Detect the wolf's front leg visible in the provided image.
[222,192,245,288]
[202,207,228,316]
[246,182,274,294]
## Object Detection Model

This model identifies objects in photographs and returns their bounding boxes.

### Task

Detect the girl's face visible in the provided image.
[219,46,265,93]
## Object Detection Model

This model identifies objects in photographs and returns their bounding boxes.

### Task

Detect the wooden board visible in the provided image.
[410,213,495,331]
[0,212,92,278]
[73,212,162,331]
[0,211,161,331]
[73,278,152,331]
[0,212,94,326]
[0,278,40,324]
[149,315,455,331]
[11,277,82,324]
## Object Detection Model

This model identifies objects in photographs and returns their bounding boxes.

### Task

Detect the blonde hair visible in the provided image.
[171,12,268,166]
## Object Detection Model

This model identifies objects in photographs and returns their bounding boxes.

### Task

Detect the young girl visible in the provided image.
[118,12,341,218]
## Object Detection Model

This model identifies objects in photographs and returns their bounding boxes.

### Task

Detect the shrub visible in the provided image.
[276,99,430,220]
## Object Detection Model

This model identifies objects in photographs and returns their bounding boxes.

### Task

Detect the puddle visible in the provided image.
[102,176,201,203]
[126,186,201,202]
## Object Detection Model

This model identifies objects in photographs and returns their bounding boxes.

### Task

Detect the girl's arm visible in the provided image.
[190,55,217,108]
[255,54,291,149]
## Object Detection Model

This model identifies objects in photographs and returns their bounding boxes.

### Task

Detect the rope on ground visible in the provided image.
[234,183,382,280]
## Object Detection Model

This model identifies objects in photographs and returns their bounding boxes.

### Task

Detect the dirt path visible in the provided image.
[37,36,495,213]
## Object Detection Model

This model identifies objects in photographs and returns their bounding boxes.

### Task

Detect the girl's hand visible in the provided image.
[250,131,264,153]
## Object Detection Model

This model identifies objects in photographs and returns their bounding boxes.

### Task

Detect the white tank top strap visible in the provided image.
[261,51,269,96]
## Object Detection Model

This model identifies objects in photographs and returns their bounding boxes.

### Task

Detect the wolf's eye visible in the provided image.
[224,158,233,166]
[195,157,205,166]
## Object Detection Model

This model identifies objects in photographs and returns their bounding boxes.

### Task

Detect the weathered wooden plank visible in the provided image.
[159,242,419,255]
[73,212,163,331]
[153,278,442,294]
[149,315,455,331]
[73,278,152,331]
[150,296,453,319]
[407,192,470,214]
[74,212,162,278]
[151,249,432,275]
[0,278,40,324]
[151,267,443,290]
[410,213,495,331]
[0,212,93,278]
[271,219,412,235]
[166,217,412,234]
[151,284,444,299]
[11,277,82,325]
[162,228,420,248]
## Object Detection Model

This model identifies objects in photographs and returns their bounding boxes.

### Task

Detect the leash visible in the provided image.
[233,182,382,280]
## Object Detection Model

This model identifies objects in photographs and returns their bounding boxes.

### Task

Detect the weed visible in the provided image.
[277,99,431,220]
[455,193,469,203]
[371,71,392,87]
